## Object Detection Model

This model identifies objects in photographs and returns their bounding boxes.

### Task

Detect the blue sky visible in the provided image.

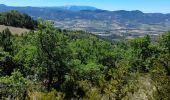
[0,0,170,13]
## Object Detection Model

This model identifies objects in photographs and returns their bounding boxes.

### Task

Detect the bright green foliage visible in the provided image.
[161,31,170,53]
[14,45,37,76]
[73,62,104,82]
[130,35,151,60]
[0,71,31,99]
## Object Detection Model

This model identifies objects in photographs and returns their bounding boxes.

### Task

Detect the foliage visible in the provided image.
[0,10,37,29]
[0,71,31,99]
[27,90,65,100]
[0,15,170,99]
[161,31,170,53]
[0,28,13,52]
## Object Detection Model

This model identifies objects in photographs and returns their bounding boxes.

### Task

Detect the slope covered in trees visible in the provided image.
[0,10,37,29]
[0,21,170,100]
[0,12,170,100]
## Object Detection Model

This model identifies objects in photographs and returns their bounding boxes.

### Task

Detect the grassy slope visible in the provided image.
[0,25,30,35]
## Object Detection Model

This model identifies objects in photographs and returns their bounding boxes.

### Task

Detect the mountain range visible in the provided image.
[0,4,170,40]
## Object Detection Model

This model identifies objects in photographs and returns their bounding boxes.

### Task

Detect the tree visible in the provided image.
[130,35,151,60]
[0,28,13,52]
[0,71,31,99]
[161,31,170,53]
[130,35,152,72]
[36,20,68,91]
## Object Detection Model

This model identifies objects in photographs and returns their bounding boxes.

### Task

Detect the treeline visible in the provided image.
[0,19,170,99]
[0,10,37,29]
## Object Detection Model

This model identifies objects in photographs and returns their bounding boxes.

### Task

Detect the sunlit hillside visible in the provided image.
[0,25,29,35]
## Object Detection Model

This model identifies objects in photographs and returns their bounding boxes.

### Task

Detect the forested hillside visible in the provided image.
[0,10,37,29]
[0,11,170,100]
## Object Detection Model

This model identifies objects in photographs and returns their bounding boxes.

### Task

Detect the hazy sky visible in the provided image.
[0,0,170,13]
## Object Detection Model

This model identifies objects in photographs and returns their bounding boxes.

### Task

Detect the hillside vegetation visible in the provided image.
[0,11,170,100]
[0,10,37,29]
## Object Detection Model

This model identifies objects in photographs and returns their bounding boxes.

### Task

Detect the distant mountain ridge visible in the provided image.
[0,4,6,7]
[0,4,170,39]
[55,5,99,11]
[0,4,99,11]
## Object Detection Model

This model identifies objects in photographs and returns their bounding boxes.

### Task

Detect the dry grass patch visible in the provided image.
[0,25,30,35]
